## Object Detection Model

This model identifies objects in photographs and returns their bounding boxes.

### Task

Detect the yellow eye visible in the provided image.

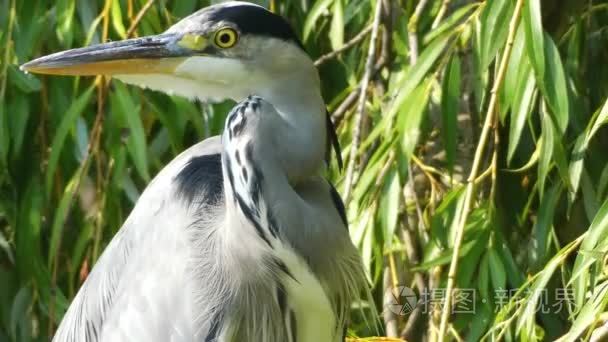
[214,28,238,48]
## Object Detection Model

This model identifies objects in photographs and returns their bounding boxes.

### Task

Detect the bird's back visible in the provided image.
[53,137,225,342]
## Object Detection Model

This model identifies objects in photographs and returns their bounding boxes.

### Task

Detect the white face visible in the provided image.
[116,35,317,104]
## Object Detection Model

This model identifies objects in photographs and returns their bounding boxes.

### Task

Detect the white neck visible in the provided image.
[115,50,327,181]
[256,68,327,182]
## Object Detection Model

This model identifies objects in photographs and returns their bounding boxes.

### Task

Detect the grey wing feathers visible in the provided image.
[53,136,224,342]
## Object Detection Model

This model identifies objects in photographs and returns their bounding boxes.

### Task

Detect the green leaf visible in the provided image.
[48,169,80,266]
[303,0,334,42]
[563,281,608,341]
[478,0,512,69]
[500,26,526,118]
[398,80,431,162]
[0,103,8,165]
[539,32,569,134]
[569,98,608,201]
[7,96,29,161]
[507,72,536,164]
[172,0,197,18]
[529,183,561,271]
[8,65,41,93]
[10,287,31,340]
[329,0,344,50]
[571,197,608,308]
[598,164,608,202]
[488,247,506,291]
[537,103,554,199]
[523,0,545,80]
[478,252,490,300]
[389,34,450,118]
[55,0,76,46]
[380,169,400,247]
[581,168,600,222]
[496,231,526,286]
[111,0,127,39]
[45,86,95,195]
[413,239,476,271]
[112,81,150,181]
[441,55,460,173]
[423,3,479,44]
[517,238,581,336]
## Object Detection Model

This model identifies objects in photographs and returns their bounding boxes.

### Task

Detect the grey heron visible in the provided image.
[22,2,369,341]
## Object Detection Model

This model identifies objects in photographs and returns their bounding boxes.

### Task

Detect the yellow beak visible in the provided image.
[21,33,196,76]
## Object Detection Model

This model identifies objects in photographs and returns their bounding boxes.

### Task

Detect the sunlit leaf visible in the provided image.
[303,0,334,42]
[379,169,400,247]
[523,0,544,80]
[563,281,608,341]
[55,0,76,46]
[111,0,127,39]
[329,0,344,50]
[538,32,569,134]
[571,197,608,308]
[388,35,450,118]
[398,80,431,161]
[478,0,512,69]
[500,26,526,117]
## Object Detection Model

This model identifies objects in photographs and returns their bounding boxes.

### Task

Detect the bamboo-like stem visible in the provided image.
[407,0,430,63]
[315,25,373,67]
[436,0,525,339]
[126,0,155,38]
[431,0,451,29]
[343,0,384,203]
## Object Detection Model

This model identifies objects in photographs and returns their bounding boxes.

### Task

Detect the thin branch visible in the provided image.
[332,87,360,124]
[383,265,399,337]
[406,163,426,232]
[590,316,608,342]
[489,115,500,203]
[432,0,452,29]
[126,0,155,38]
[407,0,430,64]
[314,25,373,67]
[437,0,526,339]
[331,56,387,125]
[342,0,384,203]
[400,222,427,340]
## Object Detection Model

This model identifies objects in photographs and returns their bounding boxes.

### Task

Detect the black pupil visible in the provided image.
[219,32,231,44]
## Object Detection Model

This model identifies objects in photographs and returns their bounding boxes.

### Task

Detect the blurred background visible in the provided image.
[1,0,608,341]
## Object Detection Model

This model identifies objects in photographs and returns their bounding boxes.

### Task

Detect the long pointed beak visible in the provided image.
[21,34,195,76]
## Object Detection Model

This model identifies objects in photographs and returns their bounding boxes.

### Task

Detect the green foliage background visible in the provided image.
[1,0,608,341]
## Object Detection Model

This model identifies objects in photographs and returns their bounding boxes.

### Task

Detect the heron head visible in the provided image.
[21,2,318,102]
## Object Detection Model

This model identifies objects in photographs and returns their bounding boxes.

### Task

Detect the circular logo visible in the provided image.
[385,286,418,315]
